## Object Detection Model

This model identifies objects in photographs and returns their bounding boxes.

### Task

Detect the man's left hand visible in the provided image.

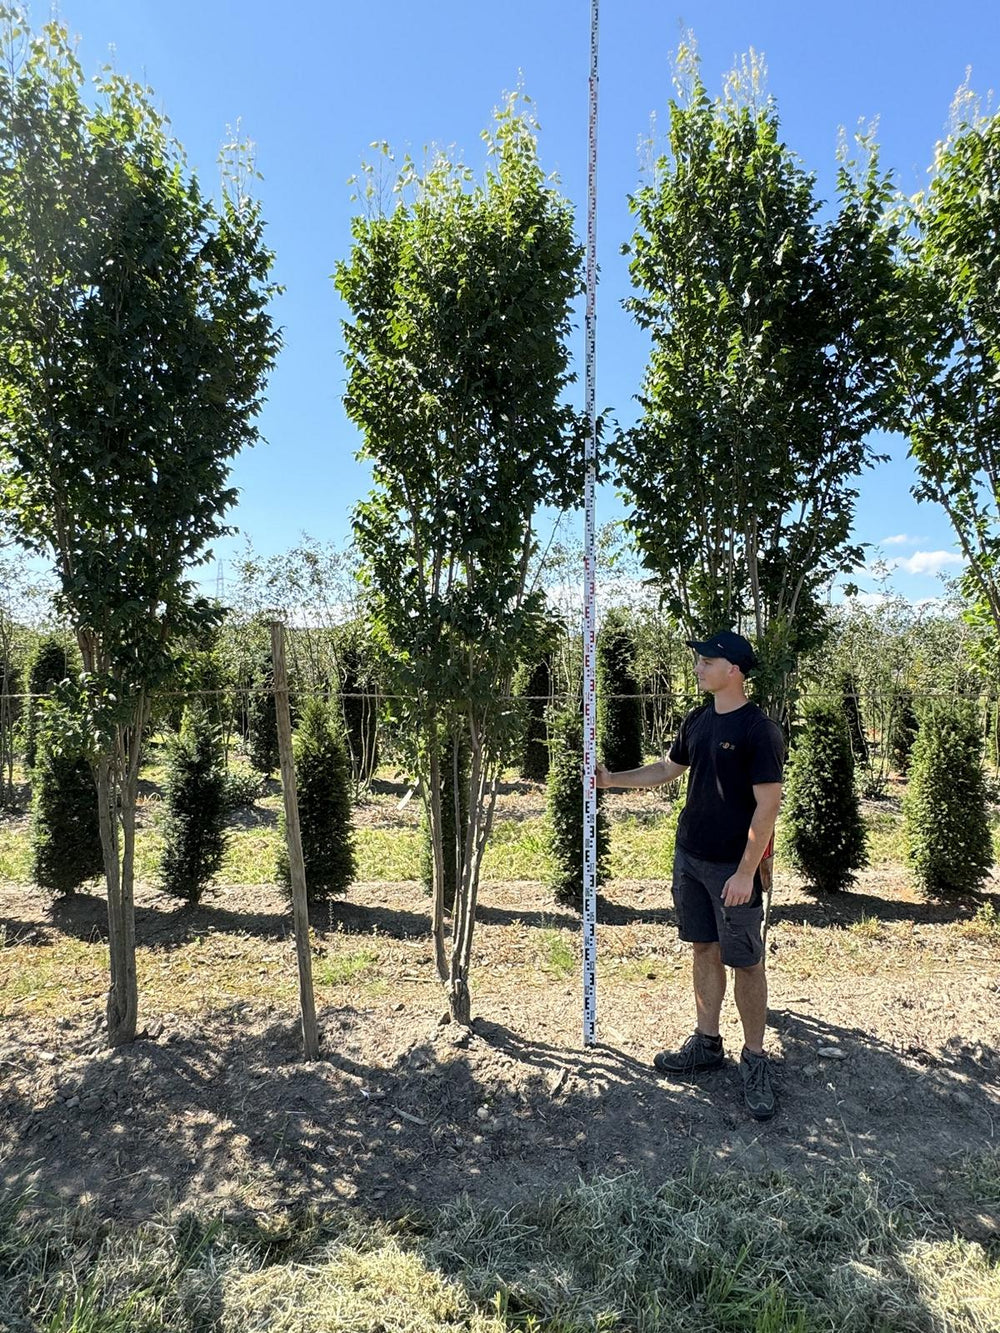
[722,871,755,907]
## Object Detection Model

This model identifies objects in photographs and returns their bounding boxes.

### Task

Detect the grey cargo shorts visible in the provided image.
[671,844,764,968]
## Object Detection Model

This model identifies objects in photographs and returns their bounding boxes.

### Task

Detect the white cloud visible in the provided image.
[880,533,925,547]
[888,550,964,576]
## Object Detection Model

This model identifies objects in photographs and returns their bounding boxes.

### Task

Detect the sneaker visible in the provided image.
[653,1031,725,1077]
[739,1047,776,1120]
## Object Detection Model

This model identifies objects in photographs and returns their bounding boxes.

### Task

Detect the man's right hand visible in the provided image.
[595,762,612,789]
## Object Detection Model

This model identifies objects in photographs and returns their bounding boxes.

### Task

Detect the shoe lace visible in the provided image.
[743,1053,770,1093]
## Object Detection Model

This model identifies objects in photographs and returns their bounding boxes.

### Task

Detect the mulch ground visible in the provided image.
[3,839,999,1239]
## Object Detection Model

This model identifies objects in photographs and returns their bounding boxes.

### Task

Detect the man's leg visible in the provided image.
[733,960,767,1053]
[733,960,774,1119]
[692,940,726,1037]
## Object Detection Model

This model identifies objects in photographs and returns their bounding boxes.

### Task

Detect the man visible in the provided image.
[596,630,784,1120]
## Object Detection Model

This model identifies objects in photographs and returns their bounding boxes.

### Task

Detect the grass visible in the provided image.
[961,901,1000,942]
[534,927,575,978]
[314,944,380,986]
[1,1166,997,1333]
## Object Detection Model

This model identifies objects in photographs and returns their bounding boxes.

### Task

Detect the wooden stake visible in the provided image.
[269,620,320,1061]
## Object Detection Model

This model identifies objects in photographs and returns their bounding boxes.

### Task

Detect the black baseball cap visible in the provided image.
[685,630,758,674]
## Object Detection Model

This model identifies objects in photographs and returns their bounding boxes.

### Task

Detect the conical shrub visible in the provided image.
[246,650,279,775]
[279,697,355,901]
[514,653,552,782]
[597,609,643,772]
[546,705,609,907]
[783,698,867,894]
[888,688,919,776]
[30,741,102,896]
[23,637,69,770]
[160,707,229,903]
[904,701,993,897]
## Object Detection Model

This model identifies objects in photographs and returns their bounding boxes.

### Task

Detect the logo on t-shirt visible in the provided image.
[719,741,736,751]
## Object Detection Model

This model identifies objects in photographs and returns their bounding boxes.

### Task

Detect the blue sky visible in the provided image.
[42,0,1000,603]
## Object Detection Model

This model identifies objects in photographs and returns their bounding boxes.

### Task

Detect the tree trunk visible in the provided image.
[449,971,471,1027]
[427,727,448,981]
[98,755,137,1046]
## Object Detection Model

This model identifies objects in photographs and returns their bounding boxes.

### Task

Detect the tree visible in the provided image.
[904,701,993,897]
[613,46,901,720]
[277,697,355,901]
[336,96,584,1024]
[837,670,869,768]
[0,13,279,1043]
[338,634,380,787]
[596,607,644,772]
[898,93,1000,649]
[546,705,610,906]
[782,698,867,894]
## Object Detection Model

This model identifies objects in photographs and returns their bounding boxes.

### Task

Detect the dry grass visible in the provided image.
[1,1166,997,1333]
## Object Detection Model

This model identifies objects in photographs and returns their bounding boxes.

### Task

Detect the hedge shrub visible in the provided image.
[24,637,69,770]
[783,698,867,893]
[160,707,228,903]
[279,697,355,901]
[596,609,643,772]
[30,740,102,896]
[514,653,552,782]
[904,701,992,897]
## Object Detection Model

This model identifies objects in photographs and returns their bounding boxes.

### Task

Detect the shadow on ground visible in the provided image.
[3,993,998,1254]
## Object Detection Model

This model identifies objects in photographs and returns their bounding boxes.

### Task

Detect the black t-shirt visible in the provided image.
[668,701,785,863]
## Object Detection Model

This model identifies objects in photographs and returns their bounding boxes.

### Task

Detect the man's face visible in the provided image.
[694,653,738,693]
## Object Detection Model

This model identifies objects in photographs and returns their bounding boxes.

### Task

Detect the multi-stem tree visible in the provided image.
[0,13,279,1044]
[613,46,901,720]
[897,92,1000,647]
[336,96,584,1024]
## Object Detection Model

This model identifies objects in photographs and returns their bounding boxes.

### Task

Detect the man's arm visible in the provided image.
[721,782,782,906]
[596,758,688,789]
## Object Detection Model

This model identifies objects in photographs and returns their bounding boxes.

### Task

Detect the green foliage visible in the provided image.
[783,699,868,894]
[546,705,609,906]
[278,698,355,901]
[246,652,279,775]
[614,45,901,718]
[30,733,102,897]
[899,96,1000,648]
[221,769,264,814]
[596,608,643,771]
[903,701,993,897]
[513,653,553,782]
[337,95,584,1018]
[159,708,228,903]
[420,731,471,913]
[0,10,280,1043]
[23,637,69,769]
[888,687,919,775]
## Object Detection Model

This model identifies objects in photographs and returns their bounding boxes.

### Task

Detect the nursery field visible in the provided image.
[2,773,1000,1331]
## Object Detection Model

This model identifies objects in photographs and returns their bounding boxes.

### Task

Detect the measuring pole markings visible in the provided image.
[582,0,599,1048]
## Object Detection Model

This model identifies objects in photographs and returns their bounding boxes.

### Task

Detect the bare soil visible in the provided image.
[2,795,999,1239]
